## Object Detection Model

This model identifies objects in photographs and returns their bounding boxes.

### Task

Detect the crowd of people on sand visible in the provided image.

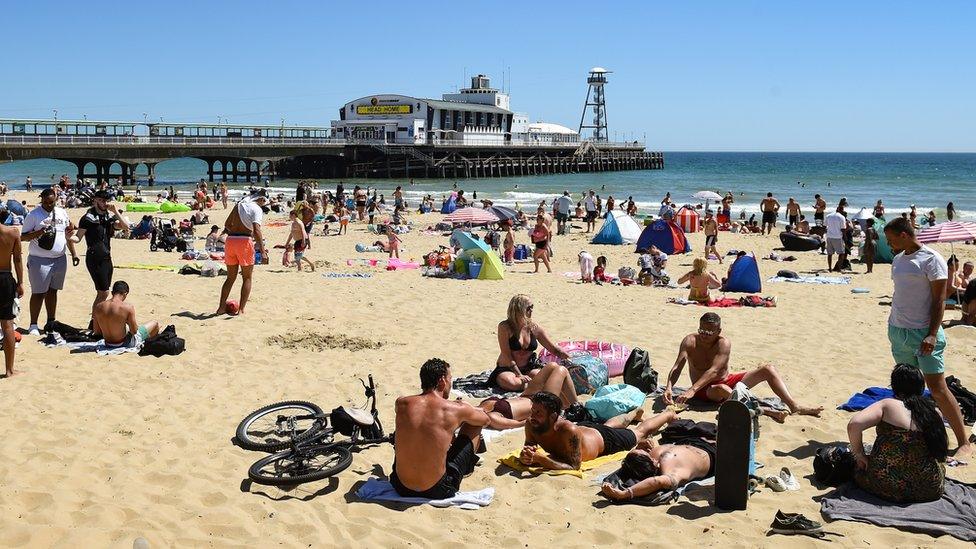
[3,175,976,535]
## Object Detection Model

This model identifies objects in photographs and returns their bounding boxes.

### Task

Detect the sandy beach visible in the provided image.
[3,190,975,548]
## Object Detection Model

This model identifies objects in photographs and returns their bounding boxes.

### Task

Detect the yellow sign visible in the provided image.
[357,105,413,115]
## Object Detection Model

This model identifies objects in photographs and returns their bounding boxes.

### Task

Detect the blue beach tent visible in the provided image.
[440,195,457,214]
[593,210,643,245]
[724,253,762,293]
[634,219,692,254]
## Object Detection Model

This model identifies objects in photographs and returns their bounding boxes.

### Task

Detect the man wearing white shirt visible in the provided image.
[885,216,972,461]
[824,208,848,272]
[555,191,573,235]
[20,188,79,335]
[216,190,269,315]
[583,190,597,233]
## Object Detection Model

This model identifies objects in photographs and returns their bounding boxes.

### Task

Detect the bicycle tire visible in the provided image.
[248,444,352,486]
[235,401,326,452]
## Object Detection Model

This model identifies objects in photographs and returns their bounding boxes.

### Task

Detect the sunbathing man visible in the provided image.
[600,410,714,501]
[92,280,160,348]
[391,358,490,499]
[662,312,823,422]
[518,391,672,471]
[478,362,579,430]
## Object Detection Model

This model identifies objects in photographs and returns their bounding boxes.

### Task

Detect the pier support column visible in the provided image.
[144,162,157,186]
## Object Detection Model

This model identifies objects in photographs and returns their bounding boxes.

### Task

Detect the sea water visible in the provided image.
[2,152,973,220]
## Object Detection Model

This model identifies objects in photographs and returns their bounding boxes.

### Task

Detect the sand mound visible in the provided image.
[266,331,385,352]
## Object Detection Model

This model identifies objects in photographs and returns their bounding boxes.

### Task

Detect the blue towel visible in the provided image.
[839,387,932,411]
[355,477,494,510]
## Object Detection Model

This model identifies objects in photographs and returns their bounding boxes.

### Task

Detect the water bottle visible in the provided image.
[254,249,262,264]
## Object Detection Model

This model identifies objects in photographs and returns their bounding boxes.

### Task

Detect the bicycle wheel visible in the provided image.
[248,444,352,486]
[235,401,326,452]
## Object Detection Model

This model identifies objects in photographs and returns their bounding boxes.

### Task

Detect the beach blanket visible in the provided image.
[322,272,373,279]
[355,477,494,510]
[41,331,142,355]
[115,263,179,272]
[820,479,976,541]
[597,471,715,506]
[768,275,851,285]
[498,449,628,478]
[452,370,520,399]
[703,297,776,308]
[838,386,932,411]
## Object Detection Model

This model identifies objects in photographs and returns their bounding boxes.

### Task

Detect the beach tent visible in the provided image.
[724,253,761,293]
[440,195,457,214]
[635,219,691,254]
[6,199,26,216]
[593,210,643,245]
[453,230,503,280]
[674,207,701,234]
[866,216,895,263]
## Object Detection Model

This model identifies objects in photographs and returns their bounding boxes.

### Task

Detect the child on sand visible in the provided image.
[387,226,402,259]
[284,211,314,271]
[502,221,515,264]
[594,255,610,283]
[338,204,350,235]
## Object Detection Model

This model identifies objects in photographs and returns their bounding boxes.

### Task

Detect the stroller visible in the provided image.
[150,219,187,252]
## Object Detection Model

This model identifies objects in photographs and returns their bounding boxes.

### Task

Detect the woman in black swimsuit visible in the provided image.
[489,294,570,391]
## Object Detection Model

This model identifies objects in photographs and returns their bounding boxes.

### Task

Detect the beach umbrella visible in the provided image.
[917,221,976,252]
[488,205,518,223]
[444,207,497,226]
[693,190,722,213]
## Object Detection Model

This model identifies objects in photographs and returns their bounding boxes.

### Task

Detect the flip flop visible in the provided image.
[779,467,800,491]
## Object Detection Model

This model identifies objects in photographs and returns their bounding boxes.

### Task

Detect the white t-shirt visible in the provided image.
[556,195,573,215]
[22,205,70,258]
[889,245,948,330]
[824,211,846,239]
[584,195,597,212]
[237,199,264,231]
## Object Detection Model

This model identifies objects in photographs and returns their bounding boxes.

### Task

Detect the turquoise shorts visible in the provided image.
[137,324,150,340]
[888,325,946,375]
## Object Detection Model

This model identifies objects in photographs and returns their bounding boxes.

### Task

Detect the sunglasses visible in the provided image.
[698,328,718,336]
[527,305,534,313]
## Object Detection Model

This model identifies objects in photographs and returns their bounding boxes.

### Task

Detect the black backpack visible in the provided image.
[813,445,856,486]
[623,348,658,394]
[139,324,185,357]
[947,376,976,425]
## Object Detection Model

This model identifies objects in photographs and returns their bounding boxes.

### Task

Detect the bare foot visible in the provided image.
[3,369,24,379]
[794,405,824,417]
[763,409,788,424]
[953,442,974,462]
[215,307,226,315]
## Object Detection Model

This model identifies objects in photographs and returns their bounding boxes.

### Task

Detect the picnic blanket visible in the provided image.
[820,479,976,541]
[355,477,494,510]
[322,272,373,279]
[838,386,932,411]
[768,275,851,285]
[497,449,628,478]
[668,296,776,307]
[452,370,520,399]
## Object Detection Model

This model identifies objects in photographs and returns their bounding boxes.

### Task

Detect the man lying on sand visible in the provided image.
[663,312,823,422]
[518,391,674,471]
[92,280,160,348]
[600,410,714,501]
[391,358,490,499]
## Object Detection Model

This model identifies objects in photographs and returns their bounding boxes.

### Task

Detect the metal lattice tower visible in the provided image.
[578,67,611,141]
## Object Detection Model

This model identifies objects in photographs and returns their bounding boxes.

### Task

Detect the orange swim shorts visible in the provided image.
[225,236,255,266]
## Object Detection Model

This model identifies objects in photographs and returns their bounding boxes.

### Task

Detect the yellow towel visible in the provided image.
[115,264,179,271]
[497,450,628,479]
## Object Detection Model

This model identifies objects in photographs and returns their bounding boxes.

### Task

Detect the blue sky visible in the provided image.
[6,1,974,152]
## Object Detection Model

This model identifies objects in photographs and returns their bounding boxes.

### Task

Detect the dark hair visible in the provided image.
[884,217,915,237]
[700,312,721,326]
[420,358,450,391]
[866,218,875,227]
[40,188,56,199]
[111,280,130,295]
[890,363,948,461]
[530,391,562,416]
[621,451,659,481]
[766,192,773,197]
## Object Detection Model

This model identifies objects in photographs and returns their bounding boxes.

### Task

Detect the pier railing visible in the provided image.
[0,135,344,146]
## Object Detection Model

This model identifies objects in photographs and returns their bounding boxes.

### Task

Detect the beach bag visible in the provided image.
[813,445,856,487]
[139,325,185,357]
[623,348,658,394]
[618,266,636,280]
[37,210,57,250]
[946,376,976,425]
[514,244,529,260]
[776,269,799,279]
[584,384,646,422]
[565,351,609,395]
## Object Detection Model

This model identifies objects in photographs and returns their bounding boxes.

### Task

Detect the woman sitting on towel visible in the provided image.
[847,363,947,503]
[479,362,580,429]
[490,294,570,391]
[677,258,721,303]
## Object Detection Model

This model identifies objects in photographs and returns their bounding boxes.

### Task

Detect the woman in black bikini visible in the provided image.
[489,294,569,391]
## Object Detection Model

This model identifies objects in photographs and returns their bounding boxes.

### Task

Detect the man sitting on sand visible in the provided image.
[391,358,490,499]
[92,280,160,348]
[662,312,823,422]
[518,391,674,471]
[600,410,713,501]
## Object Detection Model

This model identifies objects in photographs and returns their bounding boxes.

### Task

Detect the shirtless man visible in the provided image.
[785,197,801,227]
[600,410,714,501]
[0,212,24,378]
[662,313,823,422]
[284,211,314,271]
[813,194,827,226]
[519,391,672,471]
[92,280,160,347]
[760,192,780,235]
[702,211,722,263]
[795,215,811,234]
[391,358,490,498]
[216,191,268,315]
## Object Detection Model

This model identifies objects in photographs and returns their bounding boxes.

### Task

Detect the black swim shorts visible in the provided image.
[579,422,638,456]
[390,435,478,499]
[86,254,113,292]
[762,211,777,225]
[0,272,16,321]
[705,235,717,247]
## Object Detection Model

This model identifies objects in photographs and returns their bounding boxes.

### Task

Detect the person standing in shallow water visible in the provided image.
[946,202,955,222]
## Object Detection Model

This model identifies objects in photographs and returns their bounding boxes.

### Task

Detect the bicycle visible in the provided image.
[234,375,393,486]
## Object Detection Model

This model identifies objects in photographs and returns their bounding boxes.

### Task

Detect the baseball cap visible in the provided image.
[93,190,114,200]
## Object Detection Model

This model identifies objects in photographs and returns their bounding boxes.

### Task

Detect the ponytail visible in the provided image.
[902,394,948,462]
